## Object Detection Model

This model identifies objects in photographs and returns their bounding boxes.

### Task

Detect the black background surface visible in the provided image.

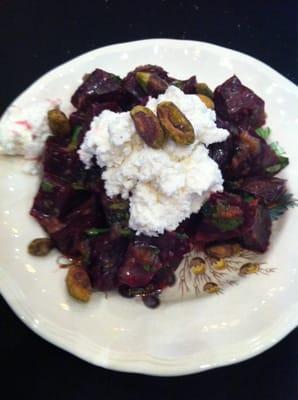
[1,1,297,399]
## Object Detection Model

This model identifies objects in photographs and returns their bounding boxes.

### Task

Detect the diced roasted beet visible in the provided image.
[71,69,123,110]
[85,101,122,121]
[214,75,266,129]
[69,101,122,131]
[216,116,239,137]
[87,235,129,291]
[69,111,87,129]
[43,136,87,183]
[51,196,103,256]
[121,73,148,106]
[173,76,198,94]
[100,192,129,228]
[30,212,65,235]
[152,231,191,270]
[261,140,284,173]
[228,130,262,178]
[208,135,234,170]
[30,174,77,218]
[226,130,279,179]
[122,64,171,106]
[194,192,246,244]
[118,243,162,288]
[241,176,286,204]
[241,201,272,252]
[70,102,122,132]
[84,165,105,194]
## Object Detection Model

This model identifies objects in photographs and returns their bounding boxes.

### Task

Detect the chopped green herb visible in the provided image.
[201,202,215,217]
[176,232,189,240]
[212,216,244,232]
[255,126,271,140]
[68,126,82,151]
[266,141,289,175]
[82,249,91,265]
[268,192,298,221]
[72,182,85,190]
[109,202,128,210]
[41,180,54,192]
[224,180,242,192]
[270,141,286,157]
[266,159,289,175]
[143,264,152,272]
[85,227,109,236]
[119,228,133,237]
[243,193,255,203]
[172,80,183,89]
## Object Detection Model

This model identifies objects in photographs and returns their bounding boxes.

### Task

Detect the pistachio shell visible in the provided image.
[157,101,195,145]
[48,108,71,136]
[66,265,92,302]
[130,105,165,149]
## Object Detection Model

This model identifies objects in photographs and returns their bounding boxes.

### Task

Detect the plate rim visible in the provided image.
[1,38,297,376]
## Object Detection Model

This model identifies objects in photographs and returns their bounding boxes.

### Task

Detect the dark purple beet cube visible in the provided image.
[118,243,162,288]
[71,69,123,110]
[173,76,198,94]
[43,136,86,183]
[208,135,234,170]
[50,196,102,256]
[69,111,87,129]
[214,75,266,129]
[100,192,129,227]
[194,192,246,243]
[30,173,76,218]
[122,64,171,105]
[87,235,129,291]
[226,130,279,179]
[241,201,272,252]
[241,176,286,204]
[85,101,121,120]
[153,231,191,269]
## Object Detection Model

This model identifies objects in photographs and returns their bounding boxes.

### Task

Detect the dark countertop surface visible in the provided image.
[1,1,297,399]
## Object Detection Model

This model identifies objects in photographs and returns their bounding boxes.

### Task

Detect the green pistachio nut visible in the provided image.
[195,82,214,99]
[198,94,214,109]
[156,101,195,145]
[136,72,168,95]
[48,108,71,136]
[130,105,165,149]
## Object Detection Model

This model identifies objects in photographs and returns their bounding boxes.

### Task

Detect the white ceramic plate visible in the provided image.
[0,39,297,376]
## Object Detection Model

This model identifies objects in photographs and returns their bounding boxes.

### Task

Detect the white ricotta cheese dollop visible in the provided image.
[79,85,229,236]
[0,100,55,159]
